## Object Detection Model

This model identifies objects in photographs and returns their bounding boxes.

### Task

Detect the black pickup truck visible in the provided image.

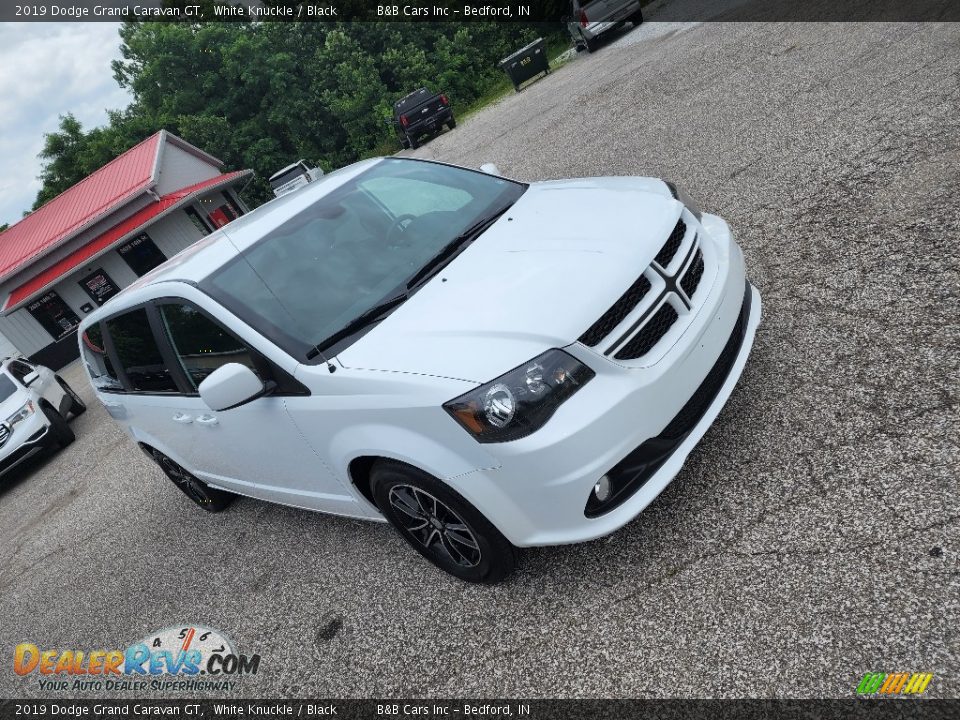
[392,88,456,149]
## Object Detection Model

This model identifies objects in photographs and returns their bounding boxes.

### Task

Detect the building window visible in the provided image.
[185,207,213,236]
[105,308,177,393]
[79,268,121,305]
[27,291,80,341]
[223,192,244,216]
[207,193,241,229]
[118,233,167,277]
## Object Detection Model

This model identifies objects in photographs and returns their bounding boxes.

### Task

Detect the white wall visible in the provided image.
[155,144,220,195]
[0,309,57,357]
[0,325,20,358]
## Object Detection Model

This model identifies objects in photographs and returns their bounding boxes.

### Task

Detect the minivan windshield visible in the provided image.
[201,159,526,360]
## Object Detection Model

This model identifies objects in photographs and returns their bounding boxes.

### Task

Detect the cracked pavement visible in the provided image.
[1,19,958,699]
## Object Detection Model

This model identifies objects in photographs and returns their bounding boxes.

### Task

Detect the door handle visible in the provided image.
[195,414,219,427]
[172,413,193,424]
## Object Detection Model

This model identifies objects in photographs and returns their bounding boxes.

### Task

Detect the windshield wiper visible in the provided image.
[404,208,509,292]
[308,293,409,358]
[306,208,509,360]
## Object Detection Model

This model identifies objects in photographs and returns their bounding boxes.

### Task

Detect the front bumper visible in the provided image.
[447,215,762,546]
[0,413,54,477]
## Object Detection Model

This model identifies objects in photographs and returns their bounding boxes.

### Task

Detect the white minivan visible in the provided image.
[79,158,761,583]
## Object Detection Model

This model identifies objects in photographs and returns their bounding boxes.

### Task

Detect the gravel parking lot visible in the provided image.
[1,19,957,699]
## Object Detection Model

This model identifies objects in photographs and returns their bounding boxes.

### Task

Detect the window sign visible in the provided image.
[26,291,80,340]
[79,268,121,305]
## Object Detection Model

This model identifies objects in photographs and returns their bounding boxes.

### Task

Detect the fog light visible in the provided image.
[593,475,612,503]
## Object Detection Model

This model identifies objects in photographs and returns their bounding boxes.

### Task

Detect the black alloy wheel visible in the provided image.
[372,460,515,583]
[389,484,483,568]
[151,449,234,512]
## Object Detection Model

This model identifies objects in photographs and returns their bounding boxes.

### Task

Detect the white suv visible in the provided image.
[78,158,761,583]
[0,357,86,477]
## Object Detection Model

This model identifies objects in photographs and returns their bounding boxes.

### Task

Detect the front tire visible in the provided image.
[56,376,86,417]
[630,9,643,25]
[151,449,234,513]
[41,404,74,448]
[372,460,515,583]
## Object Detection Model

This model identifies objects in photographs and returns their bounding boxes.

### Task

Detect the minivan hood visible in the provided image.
[337,178,682,383]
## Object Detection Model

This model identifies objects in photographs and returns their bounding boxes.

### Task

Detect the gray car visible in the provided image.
[566,0,644,53]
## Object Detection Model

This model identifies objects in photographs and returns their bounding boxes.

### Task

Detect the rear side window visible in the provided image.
[105,309,177,393]
[81,324,123,392]
[159,303,260,391]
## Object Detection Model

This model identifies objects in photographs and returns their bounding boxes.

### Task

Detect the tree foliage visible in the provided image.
[31,18,562,209]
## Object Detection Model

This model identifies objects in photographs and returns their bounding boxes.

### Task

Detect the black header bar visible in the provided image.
[1,699,959,720]
[3,0,960,23]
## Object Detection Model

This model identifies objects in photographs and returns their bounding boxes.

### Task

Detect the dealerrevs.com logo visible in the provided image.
[13,625,261,693]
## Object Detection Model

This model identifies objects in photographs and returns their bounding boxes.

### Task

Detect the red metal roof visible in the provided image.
[2,171,249,313]
[0,132,163,282]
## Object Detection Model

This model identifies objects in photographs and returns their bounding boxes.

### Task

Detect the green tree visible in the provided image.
[33,19,564,211]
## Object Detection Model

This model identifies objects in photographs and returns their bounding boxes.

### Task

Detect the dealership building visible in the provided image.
[0,131,252,369]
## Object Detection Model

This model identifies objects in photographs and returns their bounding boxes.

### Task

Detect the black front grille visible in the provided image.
[584,281,753,517]
[614,303,678,360]
[680,249,705,300]
[0,423,9,449]
[578,274,651,347]
[654,219,686,269]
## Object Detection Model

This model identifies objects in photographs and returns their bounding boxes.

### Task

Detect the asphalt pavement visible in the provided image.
[1,19,957,699]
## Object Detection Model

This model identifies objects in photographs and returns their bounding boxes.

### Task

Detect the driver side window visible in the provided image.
[158,303,261,392]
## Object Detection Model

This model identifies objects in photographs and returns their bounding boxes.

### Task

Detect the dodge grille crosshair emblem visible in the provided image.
[651,239,698,310]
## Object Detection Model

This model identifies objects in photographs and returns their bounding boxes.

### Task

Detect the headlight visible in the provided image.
[444,349,595,443]
[6,401,34,427]
[665,181,703,220]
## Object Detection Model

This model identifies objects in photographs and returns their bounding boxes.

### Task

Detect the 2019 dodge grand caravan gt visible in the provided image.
[78,158,761,583]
